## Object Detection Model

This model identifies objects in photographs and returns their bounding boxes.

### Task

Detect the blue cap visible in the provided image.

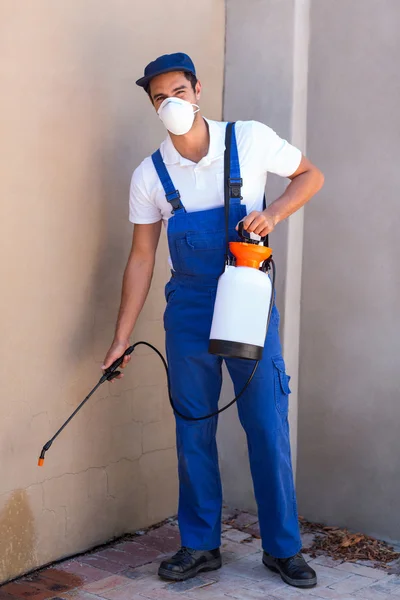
[136,52,196,88]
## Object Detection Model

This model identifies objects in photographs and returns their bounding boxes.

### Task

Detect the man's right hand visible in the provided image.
[102,339,132,383]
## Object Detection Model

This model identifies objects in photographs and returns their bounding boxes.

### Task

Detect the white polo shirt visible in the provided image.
[129,118,302,228]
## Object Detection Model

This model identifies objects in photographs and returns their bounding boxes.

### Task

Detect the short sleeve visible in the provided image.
[252,120,302,177]
[129,164,162,224]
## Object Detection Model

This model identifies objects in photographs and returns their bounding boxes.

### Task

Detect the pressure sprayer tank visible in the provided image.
[208,240,272,361]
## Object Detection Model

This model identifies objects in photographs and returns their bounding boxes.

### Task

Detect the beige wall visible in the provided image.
[0,0,224,583]
[297,0,400,543]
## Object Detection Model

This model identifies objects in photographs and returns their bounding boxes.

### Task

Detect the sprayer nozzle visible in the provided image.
[38,447,47,467]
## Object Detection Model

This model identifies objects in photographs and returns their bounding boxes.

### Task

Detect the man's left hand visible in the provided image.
[237,210,276,238]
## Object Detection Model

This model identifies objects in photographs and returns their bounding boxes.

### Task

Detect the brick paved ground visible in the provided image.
[1,509,399,600]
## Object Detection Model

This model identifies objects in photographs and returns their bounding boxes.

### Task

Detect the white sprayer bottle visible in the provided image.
[209,224,273,360]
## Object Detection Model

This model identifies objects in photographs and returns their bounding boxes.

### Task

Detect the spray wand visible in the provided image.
[38,345,136,466]
[38,341,174,466]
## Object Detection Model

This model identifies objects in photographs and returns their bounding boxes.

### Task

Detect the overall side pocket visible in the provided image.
[163,279,179,330]
[272,354,291,415]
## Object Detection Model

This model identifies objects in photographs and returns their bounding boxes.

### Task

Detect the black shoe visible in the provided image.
[158,546,222,581]
[262,551,317,588]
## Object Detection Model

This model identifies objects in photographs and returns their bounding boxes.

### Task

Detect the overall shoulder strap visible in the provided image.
[223,125,269,252]
[262,194,269,247]
[151,149,185,213]
[225,123,242,204]
[224,122,243,264]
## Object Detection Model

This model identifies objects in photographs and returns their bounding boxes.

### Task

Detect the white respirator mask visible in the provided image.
[157,97,200,135]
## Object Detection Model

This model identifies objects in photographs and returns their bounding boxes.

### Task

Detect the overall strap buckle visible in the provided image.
[151,149,185,213]
[228,177,243,200]
[165,189,183,213]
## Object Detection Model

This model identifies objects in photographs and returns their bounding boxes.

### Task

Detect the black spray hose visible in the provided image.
[135,341,258,422]
[38,259,275,464]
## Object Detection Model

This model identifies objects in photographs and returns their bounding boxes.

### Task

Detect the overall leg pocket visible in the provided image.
[272,355,291,416]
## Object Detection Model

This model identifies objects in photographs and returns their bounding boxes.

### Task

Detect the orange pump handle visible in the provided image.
[229,241,272,269]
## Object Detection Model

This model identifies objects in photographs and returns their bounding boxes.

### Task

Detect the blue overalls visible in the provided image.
[151,123,302,559]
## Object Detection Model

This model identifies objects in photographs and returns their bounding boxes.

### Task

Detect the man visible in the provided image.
[103,53,324,589]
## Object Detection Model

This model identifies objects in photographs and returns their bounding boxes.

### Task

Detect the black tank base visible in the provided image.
[208,339,263,360]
